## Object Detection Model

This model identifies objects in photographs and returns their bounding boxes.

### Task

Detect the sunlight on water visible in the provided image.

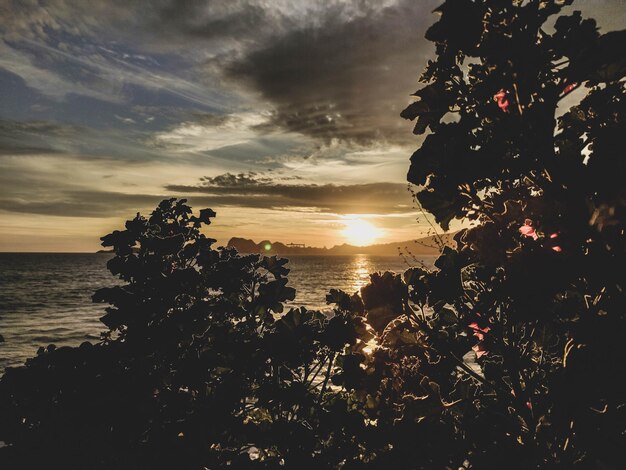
[349,254,374,293]
[0,253,438,371]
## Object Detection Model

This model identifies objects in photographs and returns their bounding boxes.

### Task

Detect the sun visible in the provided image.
[341,218,383,246]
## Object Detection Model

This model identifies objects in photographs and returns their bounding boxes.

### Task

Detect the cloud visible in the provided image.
[0,191,161,218]
[0,0,237,111]
[1,0,623,251]
[152,0,271,41]
[2,0,438,145]
[200,171,274,186]
[2,0,623,126]
[0,180,413,218]
[0,119,82,156]
[0,116,172,163]
[150,1,401,43]
[223,0,439,144]
[165,171,413,214]
[152,112,271,152]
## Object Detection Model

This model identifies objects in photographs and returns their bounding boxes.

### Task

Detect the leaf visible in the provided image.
[262,255,290,279]
[100,230,136,254]
[401,82,453,135]
[326,289,364,313]
[587,30,626,82]
[92,286,133,305]
[407,123,475,187]
[425,0,484,54]
[258,278,296,312]
[416,187,466,232]
[436,307,458,326]
[550,12,626,82]
[143,234,185,255]
[323,316,358,350]
[434,245,459,271]
[99,308,125,330]
[197,208,217,224]
[361,272,407,333]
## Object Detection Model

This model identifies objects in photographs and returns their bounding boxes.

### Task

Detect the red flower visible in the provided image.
[493,89,510,113]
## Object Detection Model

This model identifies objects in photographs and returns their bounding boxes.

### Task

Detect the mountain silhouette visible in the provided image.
[227,233,455,256]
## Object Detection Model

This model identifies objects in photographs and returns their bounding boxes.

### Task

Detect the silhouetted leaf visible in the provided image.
[401,82,453,135]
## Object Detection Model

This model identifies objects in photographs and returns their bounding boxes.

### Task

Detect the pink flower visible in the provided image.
[519,218,538,240]
[549,232,562,252]
[469,322,490,358]
[561,82,578,96]
[468,323,491,341]
[493,89,510,113]
[472,343,489,358]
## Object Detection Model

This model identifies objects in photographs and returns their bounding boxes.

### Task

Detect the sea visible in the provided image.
[0,253,437,372]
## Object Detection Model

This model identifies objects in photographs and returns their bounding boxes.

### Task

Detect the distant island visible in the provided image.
[97,233,456,256]
[227,233,455,257]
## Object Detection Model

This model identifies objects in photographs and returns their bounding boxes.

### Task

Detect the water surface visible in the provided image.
[0,253,436,370]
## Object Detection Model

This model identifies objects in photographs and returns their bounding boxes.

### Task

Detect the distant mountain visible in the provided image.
[227,233,455,257]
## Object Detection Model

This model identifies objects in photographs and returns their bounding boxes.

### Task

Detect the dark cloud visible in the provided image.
[0,119,81,156]
[154,0,270,40]
[200,171,274,186]
[0,119,82,136]
[0,144,60,156]
[224,0,439,144]
[0,167,412,218]
[165,172,413,214]
[0,191,161,218]
[0,118,168,162]
[0,182,413,218]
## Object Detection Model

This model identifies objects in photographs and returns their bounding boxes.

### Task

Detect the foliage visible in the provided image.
[0,199,340,468]
[395,0,626,466]
[1,1,625,468]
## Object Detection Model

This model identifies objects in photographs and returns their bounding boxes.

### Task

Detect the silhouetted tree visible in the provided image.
[392,0,625,466]
[321,0,625,467]
[0,199,363,468]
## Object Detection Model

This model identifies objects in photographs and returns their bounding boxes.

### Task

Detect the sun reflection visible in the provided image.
[350,254,373,293]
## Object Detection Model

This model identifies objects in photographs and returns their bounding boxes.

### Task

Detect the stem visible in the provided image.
[414,195,446,247]
[319,353,336,400]
[513,82,524,115]
[306,354,329,389]
[449,351,499,392]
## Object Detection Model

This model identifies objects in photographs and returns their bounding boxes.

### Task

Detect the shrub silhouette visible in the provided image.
[0,199,368,468]
[1,1,625,468]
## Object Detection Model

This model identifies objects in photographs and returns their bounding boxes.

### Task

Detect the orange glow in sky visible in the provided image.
[341,218,383,246]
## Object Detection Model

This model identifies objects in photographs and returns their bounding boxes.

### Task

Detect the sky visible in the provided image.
[0,0,624,252]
